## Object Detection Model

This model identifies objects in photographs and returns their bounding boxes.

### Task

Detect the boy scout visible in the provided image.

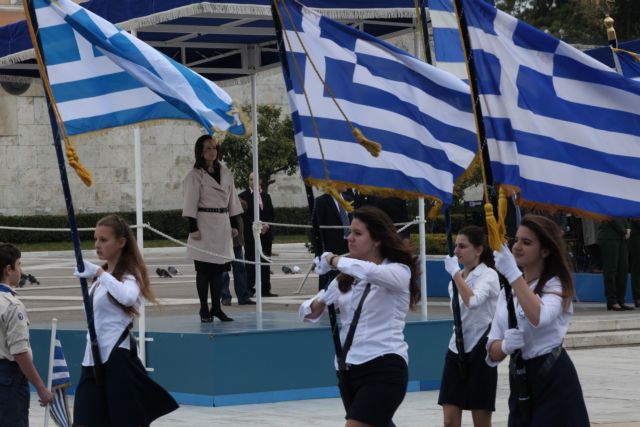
[0,243,52,426]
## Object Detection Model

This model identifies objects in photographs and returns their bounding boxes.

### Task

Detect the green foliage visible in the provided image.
[221,104,297,193]
[497,0,639,44]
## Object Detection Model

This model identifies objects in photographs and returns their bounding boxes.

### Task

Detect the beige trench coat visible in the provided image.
[182,165,243,264]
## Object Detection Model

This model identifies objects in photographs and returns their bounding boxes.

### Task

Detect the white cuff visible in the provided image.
[298,298,323,323]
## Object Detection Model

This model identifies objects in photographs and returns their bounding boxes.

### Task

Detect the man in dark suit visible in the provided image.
[313,187,350,290]
[239,173,277,297]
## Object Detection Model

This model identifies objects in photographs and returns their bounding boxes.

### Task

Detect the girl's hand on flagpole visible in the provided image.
[493,244,522,284]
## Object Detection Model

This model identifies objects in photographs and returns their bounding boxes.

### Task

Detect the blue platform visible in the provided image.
[31,312,452,407]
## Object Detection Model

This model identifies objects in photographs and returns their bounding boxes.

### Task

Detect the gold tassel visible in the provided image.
[63,138,93,187]
[485,203,501,251]
[497,187,507,243]
[326,187,354,213]
[428,200,442,219]
[352,127,381,157]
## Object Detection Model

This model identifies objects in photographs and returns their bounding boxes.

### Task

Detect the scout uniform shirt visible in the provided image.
[0,283,32,361]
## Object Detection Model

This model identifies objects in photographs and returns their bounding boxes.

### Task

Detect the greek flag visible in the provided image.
[273,0,477,205]
[28,0,245,137]
[49,337,72,427]
[461,0,640,217]
[613,49,640,81]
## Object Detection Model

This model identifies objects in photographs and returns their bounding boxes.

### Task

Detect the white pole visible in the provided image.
[131,28,147,368]
[250,46,261,321]
[419,199,428,318]
[44,318,58,427]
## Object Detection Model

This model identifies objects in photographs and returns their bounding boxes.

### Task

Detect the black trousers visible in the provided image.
[0,360,28,427]
[245,236,272,293]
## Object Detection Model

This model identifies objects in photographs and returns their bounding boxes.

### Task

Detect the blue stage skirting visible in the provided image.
[30,317,452,407]
[425,260,632,303]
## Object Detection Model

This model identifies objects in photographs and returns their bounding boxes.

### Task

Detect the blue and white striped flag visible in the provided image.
[613,48,640,81]
[28,0,246,137]
[427,0,467,80]
[49,337,72,427]
[461,0,640,217]
[274,0,477,205]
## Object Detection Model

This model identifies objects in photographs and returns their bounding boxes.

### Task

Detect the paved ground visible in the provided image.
[27,346,640,426]
[16,244,640,426]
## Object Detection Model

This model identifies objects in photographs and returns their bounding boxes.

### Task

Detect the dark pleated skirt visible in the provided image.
[438,345,498,411]
[508,348,590,427]
[194,259,230,273]
[73,348,178,427]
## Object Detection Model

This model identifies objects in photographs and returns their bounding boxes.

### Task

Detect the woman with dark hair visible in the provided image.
[438,226,500,427]
[300,205,420,427]
[183,135,244,322]
[488,214,589,426]
[73,214,178,426]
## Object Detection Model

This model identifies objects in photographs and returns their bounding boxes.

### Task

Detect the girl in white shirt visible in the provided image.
[300,206,420,427]
[488,215,589,426]
[439,226,500,427]
[73,214,178,427]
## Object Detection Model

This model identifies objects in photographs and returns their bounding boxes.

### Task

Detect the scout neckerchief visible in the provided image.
[0,283,13,293]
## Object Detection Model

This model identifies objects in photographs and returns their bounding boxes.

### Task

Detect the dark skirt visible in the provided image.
[343,354,408,427]
[73,348,178,427]
[194,259,230,273]
[438,346,498,411]
[0,360,29,427]
[508,348,589,427]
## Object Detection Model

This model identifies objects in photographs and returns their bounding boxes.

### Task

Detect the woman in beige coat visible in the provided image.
[183,135,244,323]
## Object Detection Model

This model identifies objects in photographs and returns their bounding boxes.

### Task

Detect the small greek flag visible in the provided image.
[27,0,246,137]
[614,48,640,81]
[49,337,72,427]
[460,0,640,217]
[427,0,467,80]
[274,0,477,205]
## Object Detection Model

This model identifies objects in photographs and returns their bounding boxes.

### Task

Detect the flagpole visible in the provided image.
[604,2,623,73]
[23,0,103,382]
[44,318,57,427]
[453,0,531,420]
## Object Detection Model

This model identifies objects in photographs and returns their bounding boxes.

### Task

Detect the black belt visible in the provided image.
[198,207,228,213]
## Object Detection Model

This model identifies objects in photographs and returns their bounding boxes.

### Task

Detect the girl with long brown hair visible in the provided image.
[72,214,177,426]
[300,205,420,427]
[488,214,589,426]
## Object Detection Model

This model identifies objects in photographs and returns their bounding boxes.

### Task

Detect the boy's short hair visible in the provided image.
[0,243,21,279]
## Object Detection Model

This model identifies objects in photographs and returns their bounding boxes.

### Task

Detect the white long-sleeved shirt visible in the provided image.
[486,276,571,366]
[447,263,500,354]
[82,272,141,366]
[300,257,411,367]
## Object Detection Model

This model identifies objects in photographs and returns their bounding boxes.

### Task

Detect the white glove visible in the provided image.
[493,244,522,284]
[314,252,334,275]
[73,260,101,279]
[317,283,341,306]
[501,328,525,355]
[444,255,461,278]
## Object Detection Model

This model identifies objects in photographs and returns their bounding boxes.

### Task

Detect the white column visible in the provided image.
[249,46,262,320]
[419,199,428,318]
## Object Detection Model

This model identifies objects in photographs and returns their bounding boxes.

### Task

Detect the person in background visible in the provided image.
[72,215,178,426]
[221,199,255,306]
[313,186,350,291]
[239,172,277,297]
[597,219,633,311]
[373,196,411,244]
[628,219,640,308]
[487,215,589,426]
[439,226,500,427]
[0,243,53,427]
[183,135,243,322]
[300,206,421,427]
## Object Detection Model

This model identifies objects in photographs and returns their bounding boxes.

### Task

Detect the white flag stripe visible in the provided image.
[35,3,66,28]
[301,136,455,191]
[519,154,640,202]
[555,76,640,115]
[429,10,458,29]
[57,88,165,121]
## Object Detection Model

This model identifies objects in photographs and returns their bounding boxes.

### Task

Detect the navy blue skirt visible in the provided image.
[508,348,589,427]
[73,348,178,427]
